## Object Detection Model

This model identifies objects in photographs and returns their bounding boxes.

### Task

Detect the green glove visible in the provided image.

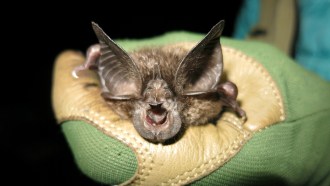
[53,32,330,185]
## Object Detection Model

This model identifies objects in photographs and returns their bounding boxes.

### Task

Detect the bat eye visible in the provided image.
[146,85,153,90]
[144,87,152,93]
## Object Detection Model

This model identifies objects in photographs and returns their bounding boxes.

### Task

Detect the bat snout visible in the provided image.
[132,101,182,143]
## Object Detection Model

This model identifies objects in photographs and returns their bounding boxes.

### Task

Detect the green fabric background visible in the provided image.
[60,32,330,185]
[62,121,137,185]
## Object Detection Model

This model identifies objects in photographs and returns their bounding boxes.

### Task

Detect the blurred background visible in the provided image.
[2,0,329,185]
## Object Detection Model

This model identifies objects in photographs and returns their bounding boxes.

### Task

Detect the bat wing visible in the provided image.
[175,20,224,95]
[92,22,142,100]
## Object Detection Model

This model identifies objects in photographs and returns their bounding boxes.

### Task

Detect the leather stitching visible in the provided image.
[161,131,251,185]
[224,47,285,124]
[53,43,286,185]
[157,46,284,185]
[58,107,154,186]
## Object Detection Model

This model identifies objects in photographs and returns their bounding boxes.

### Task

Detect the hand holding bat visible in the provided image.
[73,20,246,143]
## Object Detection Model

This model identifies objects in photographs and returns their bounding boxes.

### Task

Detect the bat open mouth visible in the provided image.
[145,104,168,126]
[133,101,181,143]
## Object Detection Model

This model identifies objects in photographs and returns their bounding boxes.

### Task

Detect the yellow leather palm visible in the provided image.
[52,43,284,185]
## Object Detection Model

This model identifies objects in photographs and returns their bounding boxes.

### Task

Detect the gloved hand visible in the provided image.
[52,32,330,185]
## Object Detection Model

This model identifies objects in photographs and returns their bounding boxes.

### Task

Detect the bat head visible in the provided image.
[132,74,182,142]
[92,20,225,143]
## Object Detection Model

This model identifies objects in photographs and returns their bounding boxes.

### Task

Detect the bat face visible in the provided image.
[73,20,246,143]
[132,78,182,142]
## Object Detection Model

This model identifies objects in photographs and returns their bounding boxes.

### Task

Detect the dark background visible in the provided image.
[2,3,243,185]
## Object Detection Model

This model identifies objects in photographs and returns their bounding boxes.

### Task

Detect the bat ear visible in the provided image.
[92,22,142,100]
[175,20,224,95]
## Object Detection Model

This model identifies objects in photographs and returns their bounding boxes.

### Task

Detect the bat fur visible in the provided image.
[72,20,246,143]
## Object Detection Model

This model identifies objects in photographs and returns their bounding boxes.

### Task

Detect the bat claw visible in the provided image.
[72,65,88,79]
[240,115,247,122]
[236,108,247,122]
[72,69,79,79]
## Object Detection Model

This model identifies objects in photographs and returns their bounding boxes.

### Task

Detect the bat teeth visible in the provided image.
[149,102,162,106]
[146,103,168,125]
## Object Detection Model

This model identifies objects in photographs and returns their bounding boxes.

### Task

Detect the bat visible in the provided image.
[72,20,246,143]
